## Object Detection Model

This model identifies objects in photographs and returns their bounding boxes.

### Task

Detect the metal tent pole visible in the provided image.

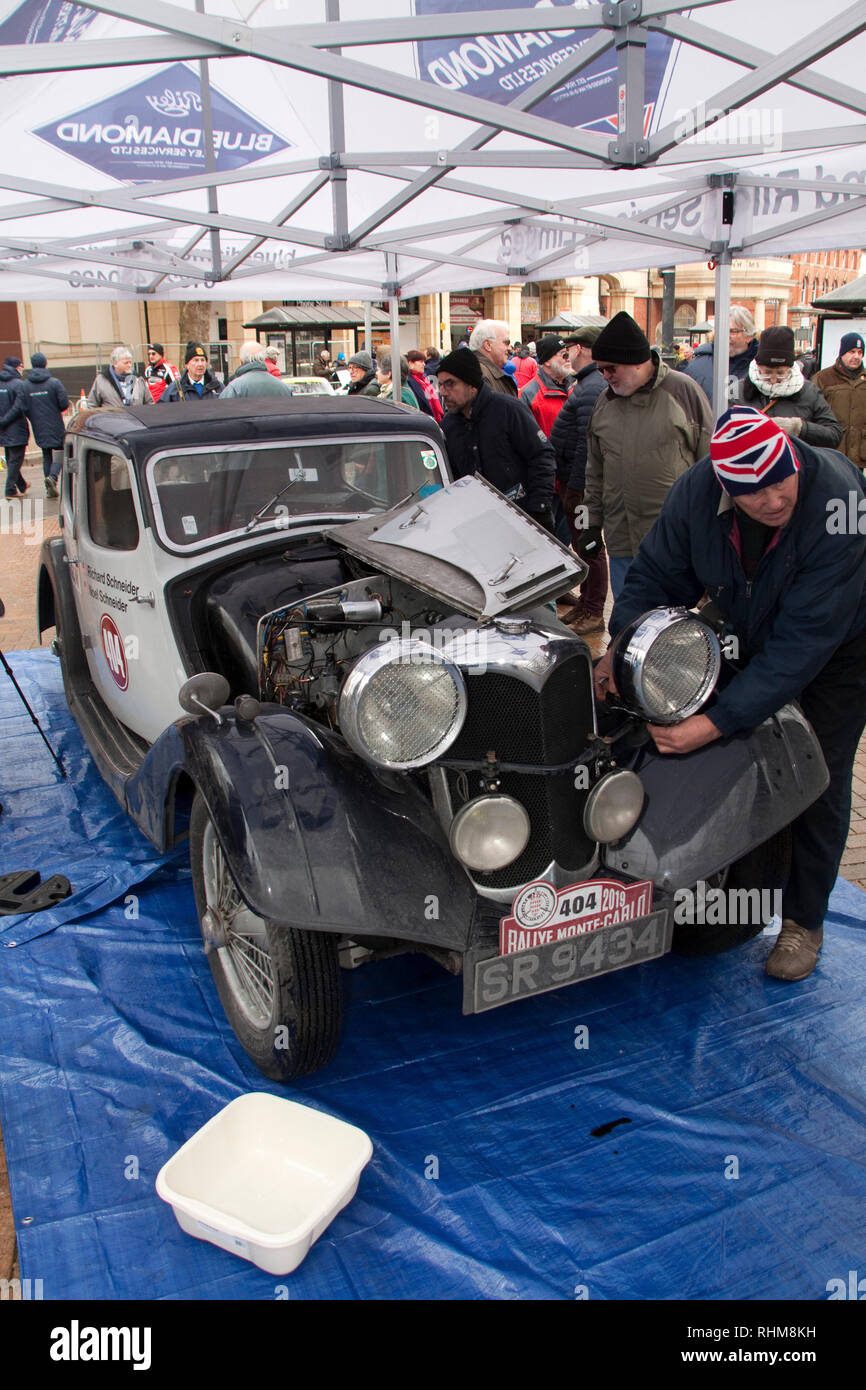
[712,252,733,419]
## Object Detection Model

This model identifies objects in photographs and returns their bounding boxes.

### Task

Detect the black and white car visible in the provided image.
[37,397,827,1079]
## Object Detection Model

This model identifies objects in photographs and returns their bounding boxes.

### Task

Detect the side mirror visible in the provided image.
[179,672,230,724]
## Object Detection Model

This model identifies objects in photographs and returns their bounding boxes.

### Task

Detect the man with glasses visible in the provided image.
[683,304,758,412]
[579,312,713,598]
[469,319,518,397]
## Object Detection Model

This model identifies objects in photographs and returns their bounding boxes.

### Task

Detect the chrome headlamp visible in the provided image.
[611,607,721,725]
[338,638,467,769]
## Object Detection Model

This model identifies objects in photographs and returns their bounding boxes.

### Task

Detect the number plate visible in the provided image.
[468,908,671,1014]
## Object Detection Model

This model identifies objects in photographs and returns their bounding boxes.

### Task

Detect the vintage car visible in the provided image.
[37,397,828,1079]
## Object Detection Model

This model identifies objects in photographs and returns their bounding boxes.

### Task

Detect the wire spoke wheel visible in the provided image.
[190,791,343,1079]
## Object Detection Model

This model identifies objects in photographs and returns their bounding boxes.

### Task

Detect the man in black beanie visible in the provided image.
[436,348,556,529]
[580,310,712,597]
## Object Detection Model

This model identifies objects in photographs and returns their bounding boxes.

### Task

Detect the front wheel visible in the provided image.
[671,827,791,956]
[189,793,342,1079]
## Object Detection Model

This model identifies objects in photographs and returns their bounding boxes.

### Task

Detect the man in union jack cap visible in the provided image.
[593,404,866,981]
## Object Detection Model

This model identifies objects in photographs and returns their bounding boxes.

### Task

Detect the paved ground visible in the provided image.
[2,452,866,1292]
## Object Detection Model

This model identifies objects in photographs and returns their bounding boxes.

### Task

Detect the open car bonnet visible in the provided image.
[323,475,586,619]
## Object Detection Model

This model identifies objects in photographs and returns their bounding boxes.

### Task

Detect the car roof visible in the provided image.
[72,395,444,467]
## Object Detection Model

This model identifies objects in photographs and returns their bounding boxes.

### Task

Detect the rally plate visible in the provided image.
[466,908,671,1014]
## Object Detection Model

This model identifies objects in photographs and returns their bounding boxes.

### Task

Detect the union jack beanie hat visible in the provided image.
[710,406,800,496]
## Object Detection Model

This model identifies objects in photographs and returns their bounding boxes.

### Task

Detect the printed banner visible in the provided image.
[0,0,96,43]
[34,61,292,182]
[499,876,654,955]
[413,0,675,136]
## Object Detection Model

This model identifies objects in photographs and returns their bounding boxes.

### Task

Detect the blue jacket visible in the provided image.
[0,366,29,446]
[683,337,758,413]
[21,367,69,448]
[609,441,866,737]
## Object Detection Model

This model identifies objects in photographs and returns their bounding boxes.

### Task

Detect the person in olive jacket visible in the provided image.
[582,312,713,598]
[22,352,69,497]
[814,330,866,470]
[731,325,843,450]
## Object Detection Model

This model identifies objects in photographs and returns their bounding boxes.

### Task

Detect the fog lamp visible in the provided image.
[449,795,531,872]
[583,769,645,844]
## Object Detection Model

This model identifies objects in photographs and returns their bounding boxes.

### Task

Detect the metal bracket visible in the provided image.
[709,242,733,259]
[708,173,738,188]
[613,22,648,48]
[506,266,528,277]
[603,0,643,24]
[324,234,352,251]
[318,153,343,169]
[607,139,651,166]
[382,280,401,297]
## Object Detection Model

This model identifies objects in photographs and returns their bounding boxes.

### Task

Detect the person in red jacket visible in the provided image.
[144,343,178,402]
[512,343,538,391]
[520,336,572,435]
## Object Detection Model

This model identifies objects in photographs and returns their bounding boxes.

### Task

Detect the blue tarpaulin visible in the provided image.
[1,649,865,1301]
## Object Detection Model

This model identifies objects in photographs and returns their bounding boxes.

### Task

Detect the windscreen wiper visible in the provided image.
[243,473,300,532]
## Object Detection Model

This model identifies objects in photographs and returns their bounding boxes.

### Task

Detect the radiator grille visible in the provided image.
[447,652,595,889]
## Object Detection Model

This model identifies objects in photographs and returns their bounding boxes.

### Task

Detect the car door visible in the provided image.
[74,443,175,740]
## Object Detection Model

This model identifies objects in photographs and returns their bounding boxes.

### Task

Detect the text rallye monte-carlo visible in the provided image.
[38,397,828,1078]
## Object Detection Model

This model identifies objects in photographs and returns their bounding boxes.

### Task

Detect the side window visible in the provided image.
[85,449,139,550]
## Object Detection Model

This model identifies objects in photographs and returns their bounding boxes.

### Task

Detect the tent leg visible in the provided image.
[364,303,372,354]
[712,253,732,419]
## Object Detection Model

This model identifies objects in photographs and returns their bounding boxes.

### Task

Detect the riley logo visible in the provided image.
[144,87,202,118]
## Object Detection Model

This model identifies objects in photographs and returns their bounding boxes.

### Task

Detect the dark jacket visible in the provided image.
[609,442,866,737]
[733,373,843,450]
[813,360,866,467]
[347,369,380,397]
[683,337,758,412]
[441,382,555,513]
[0,366,29,446]
[21,367,68,448]
[161,369,223,403]
[550,362,606,491]
[424,356,441,379]
[406,371,435,417]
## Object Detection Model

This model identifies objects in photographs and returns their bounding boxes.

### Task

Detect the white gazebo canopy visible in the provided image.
[0,0,864,396]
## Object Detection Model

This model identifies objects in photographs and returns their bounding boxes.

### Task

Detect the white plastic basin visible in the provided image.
[155,1093,373,1275]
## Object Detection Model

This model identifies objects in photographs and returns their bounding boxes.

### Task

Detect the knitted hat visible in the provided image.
[185,342,207,363]
[756,325,795,367]
[148,342,164,356]
[710,406,800,496]
[591,311,651,364]
[435,348,483,389]
[536,334,567,365]
[564,324,604,349]
[348,350,373,372]
[839,331,865,356]
[4,356,21,369]
[30,352,47,368]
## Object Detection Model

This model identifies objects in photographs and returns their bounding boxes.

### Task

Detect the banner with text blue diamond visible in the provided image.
[34,62,292,183]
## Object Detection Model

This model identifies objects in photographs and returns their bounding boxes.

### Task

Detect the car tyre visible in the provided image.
[189,793,342,1079]
[671,827,791,955]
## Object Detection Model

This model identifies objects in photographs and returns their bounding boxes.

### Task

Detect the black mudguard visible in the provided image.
[603,703,829,890]
[128,705,477,950]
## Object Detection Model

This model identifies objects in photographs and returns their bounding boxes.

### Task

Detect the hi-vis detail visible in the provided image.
[499,877,654,955]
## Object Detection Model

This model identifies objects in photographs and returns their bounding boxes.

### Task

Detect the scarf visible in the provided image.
[747,359,805,399]
[110,366,134,405]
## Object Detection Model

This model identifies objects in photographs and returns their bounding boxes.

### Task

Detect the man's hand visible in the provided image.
[593,648,617,702]
[575,524,604,559]
[646,714,722,755]
[526,504,555,534]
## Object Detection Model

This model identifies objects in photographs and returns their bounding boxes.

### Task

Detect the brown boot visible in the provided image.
[568,611,605,635]
[765,920,823,981]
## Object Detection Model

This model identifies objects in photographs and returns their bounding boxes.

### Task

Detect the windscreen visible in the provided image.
[148,436,444,548]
